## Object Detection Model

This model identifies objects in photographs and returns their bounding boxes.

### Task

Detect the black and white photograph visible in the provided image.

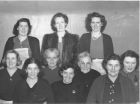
[0,0,139,104]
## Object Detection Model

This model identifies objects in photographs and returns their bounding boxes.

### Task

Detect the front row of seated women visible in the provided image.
[0,49,138,104]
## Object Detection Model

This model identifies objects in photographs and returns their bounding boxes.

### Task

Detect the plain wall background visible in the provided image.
[0,1,139,60]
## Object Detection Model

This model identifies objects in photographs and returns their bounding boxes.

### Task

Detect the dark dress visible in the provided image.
[74,69,100,102]
[0,68,24,101]
[13,78,54,104]
[51,80,84,104]
[42,66,62,84]
[41,31,79,65]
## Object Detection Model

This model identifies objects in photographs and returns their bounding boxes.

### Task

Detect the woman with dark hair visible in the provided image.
[13,58,54,104]
[41,12,79,65]
[51,63,84,103]
[78,12,114,59]
[120,50,139,101]
[2,18,41,67]
[86,54,137,104]
[0,50,24,104]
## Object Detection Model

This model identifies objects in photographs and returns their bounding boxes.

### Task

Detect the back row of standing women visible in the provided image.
[2,12,113,65]
[0,12,139,104]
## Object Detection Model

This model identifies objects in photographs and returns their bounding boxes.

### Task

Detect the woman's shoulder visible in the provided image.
[82,32,90,36]
[6,36,16,41]
[51,80,62,87]
[90,69,101,76]
[102,33,112,39]
[80,32,91,39]
[65,31,79,38]
[0,68,6,75]
[38,78,52,87]
[28,36,39,41]
[119,73,133,82]
[93,75,106,84]
[43,33,56,38]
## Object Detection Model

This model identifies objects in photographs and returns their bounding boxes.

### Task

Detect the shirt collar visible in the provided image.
[105,75,120,84]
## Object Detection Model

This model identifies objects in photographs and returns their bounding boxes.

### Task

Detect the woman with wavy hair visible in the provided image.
[0,50,24,104]
[41,13,79,65]
[2,18,41,67]
[79,12,114,59]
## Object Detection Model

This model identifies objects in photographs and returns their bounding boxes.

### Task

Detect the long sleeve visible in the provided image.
[1,37,14,61]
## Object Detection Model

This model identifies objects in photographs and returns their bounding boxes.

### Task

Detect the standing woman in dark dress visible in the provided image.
[0,50,24,104]
[41,13,79,65]
[78,12,114,59]
[13,58,54,104]
[1,18,40,67]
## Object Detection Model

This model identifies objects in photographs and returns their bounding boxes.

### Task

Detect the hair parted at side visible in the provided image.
[22,58,43,78]
[85,12,107,32]
[121,50,139,70]
[13,18,32,36]
[102,54,122,73]
[51,12,68,31]
[2,49,22,67]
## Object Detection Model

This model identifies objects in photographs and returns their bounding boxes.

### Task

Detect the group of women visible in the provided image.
[0,12,138,104]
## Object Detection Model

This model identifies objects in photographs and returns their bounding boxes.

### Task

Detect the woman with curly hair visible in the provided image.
[78,12,114,59]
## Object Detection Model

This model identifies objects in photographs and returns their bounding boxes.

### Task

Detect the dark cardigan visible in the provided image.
[86,74,137,104]
[2,36,41,60]
[78,33,114,58]
[41,31,79,65]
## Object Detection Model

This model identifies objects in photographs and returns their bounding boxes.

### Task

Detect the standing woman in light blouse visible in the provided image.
[1,18,41,67]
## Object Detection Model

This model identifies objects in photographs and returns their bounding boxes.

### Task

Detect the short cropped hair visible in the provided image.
[2,49,22,67]
[85,12,107,32]
[121,50,139,70]
[102,54,122,73]
[51,12,68,31]
[78,51,91,62]
[59,63,76,77]
[22,58,43,78]
[43,48,60,66]
[13,18,32,36]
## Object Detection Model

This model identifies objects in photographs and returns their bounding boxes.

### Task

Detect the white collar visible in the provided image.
[91,32,102,40]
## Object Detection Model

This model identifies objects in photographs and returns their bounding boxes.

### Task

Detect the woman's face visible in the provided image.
[17,21,29,36]
[62,68,74,84]
[123,56,137,73]
[6,53,17,69]
[90,17,102,32]
[54,17,66,32]
[46,51,59,69]
[78,57,91,74]
[26,63,39,79]
[106,60,121,78]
